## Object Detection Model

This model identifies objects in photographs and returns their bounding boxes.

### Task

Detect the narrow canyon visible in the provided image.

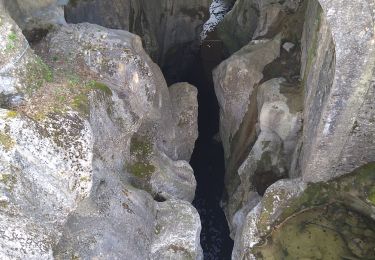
[0,0,374,259]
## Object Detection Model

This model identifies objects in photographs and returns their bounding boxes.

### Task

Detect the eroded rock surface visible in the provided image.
[213,0,375,258]
[64,0,211,83]
[0,6,201,259]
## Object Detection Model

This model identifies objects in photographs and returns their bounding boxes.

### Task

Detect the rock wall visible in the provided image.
[213,0,375,258]
[0,3,201,259]
[64,0,211,83]
[217,0,303,54]
[301,0,375,182]
[1,0,375,258]
[1,0,66,39]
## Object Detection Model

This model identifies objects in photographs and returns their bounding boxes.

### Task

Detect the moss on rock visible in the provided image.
[0,131,15,151]
[127,135,155,178]
[252,163,375,258]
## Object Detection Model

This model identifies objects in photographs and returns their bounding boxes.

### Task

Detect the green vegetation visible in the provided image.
[5,111,18,119]
[71,94,89,115]
[5,31,17,52]
[127,135,155,178]
[253,163,375,258]
[24,57,53,95]
[253,203,375,259]
[23,58,112,119]
[8,31,17,41]
[368,187,375,205]
[0,131,15,151]
[87,80,112,96]
[128,162,156,178]
[0,172,17,192]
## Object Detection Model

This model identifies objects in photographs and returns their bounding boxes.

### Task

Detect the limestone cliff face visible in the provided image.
[301,0,375,182]
[65,0,211,83]
[213,0,375,258]
[0,3,201,259]
[1,0,375,259]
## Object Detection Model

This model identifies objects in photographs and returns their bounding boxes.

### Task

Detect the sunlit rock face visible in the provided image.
[1,0,375,258]
[0,3,201,258]
[213,0,375,258]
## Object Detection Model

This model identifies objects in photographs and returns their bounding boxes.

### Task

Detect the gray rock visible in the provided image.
[64,0,211,80]
[0,6,42,99]
[232,178,306,259]
[282,42,295,52]
[216,0,259,54]
[0,11,201,258]
[2,0,66,32]
[217,0,303,53]
[169,82,198,161]
[150,150,197,202]
[152,200,203,260]
[213,37,281,160]
[0,110,93,259]
[301,0,375,182]
[216,0,375,258]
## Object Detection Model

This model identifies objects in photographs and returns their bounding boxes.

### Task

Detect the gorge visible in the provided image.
[0,0,375,259]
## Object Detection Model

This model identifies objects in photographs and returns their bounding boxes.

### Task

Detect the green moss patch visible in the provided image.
[127,135,155,179]
[5,31,17,52]
[0,172,17,191]
[5,111,18,119]
[20,55,113,119]
[253,204,375,259]
[0,131,15,151]
[128,162,155,178]
[253,163,375,258]
[24,56,54,95]
[87,80,112,96]
[368,187,375,205]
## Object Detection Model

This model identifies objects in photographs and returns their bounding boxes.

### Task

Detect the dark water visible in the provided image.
[169,38,234,259]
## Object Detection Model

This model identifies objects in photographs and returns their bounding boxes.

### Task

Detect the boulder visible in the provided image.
[301,0,375,182]
[235,164,375,259]
[0,110,93,259]
[151,200,203,260]
[169,82,198,162]
[213,37,281,160]
[0,10,201,258]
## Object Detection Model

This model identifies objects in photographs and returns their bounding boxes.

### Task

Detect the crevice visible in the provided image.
[175,33,233,259]
[63,2,235,258]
